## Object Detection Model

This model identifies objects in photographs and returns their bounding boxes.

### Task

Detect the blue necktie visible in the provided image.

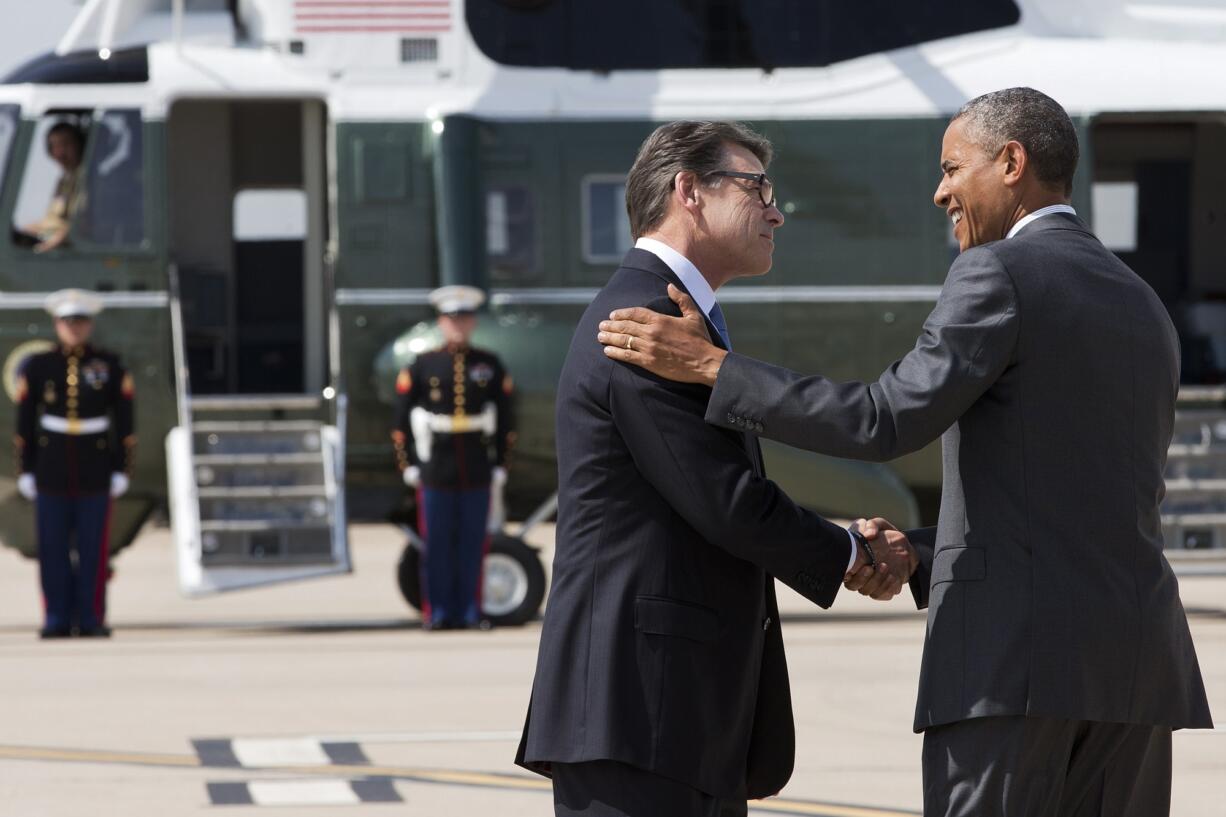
[708,302,732,351]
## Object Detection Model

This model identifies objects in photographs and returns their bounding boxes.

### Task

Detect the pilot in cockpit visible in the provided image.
[13,121,86,254]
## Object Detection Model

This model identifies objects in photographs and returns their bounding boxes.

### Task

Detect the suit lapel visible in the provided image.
[620,249,763,471]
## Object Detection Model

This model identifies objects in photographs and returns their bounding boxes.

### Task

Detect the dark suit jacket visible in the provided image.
[706,214,1213,733]
[515,249,854,799]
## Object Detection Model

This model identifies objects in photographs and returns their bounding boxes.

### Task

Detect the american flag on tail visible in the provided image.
[294,0,453,34]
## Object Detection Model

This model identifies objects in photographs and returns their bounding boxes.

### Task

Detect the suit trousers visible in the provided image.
[36,492,111,632]
[552,761,747,817]
[923,715,1172,817]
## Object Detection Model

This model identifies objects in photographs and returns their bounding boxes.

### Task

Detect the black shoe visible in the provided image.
[38,627,72,640]
[78,625,112,638]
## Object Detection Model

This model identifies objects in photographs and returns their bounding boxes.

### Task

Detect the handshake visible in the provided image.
[844,518,918,602]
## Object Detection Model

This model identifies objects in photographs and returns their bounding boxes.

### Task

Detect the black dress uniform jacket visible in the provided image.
[15,345,135,495]
[392,345,514,489]
[516,249,853,800]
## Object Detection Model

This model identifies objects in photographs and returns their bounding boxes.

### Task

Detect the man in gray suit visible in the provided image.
[597,88,1213,816]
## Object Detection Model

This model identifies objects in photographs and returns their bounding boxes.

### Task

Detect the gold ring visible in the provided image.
[626,337,634,351]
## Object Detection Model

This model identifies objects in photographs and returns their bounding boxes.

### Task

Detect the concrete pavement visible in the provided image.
[0,523,1221,816]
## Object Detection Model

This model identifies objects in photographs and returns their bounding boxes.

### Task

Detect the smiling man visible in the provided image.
[516,121,912,817]
[596,89,1213,816]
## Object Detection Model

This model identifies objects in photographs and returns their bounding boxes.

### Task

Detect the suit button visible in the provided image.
[762,617,772,631]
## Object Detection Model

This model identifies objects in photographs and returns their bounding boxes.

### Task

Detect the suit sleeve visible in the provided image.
[14,364,36,475]
[494,358,516,468]
[904,526,937,609]
[609,301,853,609]
[111,358,136,476]
[705,246,1019,462]
[391,364,419,471]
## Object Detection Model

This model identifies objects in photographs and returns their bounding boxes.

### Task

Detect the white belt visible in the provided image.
[40,415,110,435]
[410,403,497,464]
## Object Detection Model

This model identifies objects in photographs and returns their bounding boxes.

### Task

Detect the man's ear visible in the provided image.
[1001,140,1027,188]
[674,170,701,212]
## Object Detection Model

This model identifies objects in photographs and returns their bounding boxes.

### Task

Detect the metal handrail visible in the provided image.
[167,262,192,432]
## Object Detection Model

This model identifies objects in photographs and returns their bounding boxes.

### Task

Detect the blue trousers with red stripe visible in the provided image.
[418,487,490,627]
[36,493,111,632]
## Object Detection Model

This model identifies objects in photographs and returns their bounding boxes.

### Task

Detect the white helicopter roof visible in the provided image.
[1,0,1224,121]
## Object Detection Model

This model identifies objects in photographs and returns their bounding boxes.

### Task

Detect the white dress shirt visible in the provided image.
[1006,204,1077,239]
[634,237,860,574]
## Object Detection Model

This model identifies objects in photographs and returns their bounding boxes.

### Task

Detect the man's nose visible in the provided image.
[934,181,950,208]
[766,204,784,227]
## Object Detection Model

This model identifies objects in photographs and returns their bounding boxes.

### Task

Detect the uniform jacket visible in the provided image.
[516,249,853,799]
[15,344,135,495]
[391,345,514,489]
[706,214,1213,733]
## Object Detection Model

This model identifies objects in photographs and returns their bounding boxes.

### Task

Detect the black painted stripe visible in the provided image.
[323,741,370,765]
[352,778,402,803]
[192,739,240,768]
[206,782,254,805]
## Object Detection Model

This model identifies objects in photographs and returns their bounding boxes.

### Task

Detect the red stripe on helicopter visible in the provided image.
[295,0,452,33]
[296,25,451,32]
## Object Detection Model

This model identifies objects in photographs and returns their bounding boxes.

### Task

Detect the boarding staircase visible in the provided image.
[166,266,350,595]
[1162,387,1226,569]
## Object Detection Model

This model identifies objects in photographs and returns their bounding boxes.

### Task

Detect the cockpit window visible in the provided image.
[11,109,145,253]
[0,105,18,203]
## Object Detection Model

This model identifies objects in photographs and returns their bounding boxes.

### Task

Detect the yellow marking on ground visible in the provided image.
[0,744,917,816]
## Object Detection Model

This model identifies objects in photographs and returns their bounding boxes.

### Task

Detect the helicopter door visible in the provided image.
[165,98,348,596]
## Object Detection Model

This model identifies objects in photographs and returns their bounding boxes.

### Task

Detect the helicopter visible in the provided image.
[0,0,1223,628]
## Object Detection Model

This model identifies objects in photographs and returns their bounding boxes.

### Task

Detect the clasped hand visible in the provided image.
[845,517,918,601]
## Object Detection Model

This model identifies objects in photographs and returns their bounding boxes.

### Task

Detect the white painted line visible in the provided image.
[232,738,331,767]
[248,779,361,806]
[305,730,522,744]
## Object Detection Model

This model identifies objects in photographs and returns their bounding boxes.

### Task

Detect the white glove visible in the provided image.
[402,466,421,487]
[491,466,508,487]
[110,472,129,498]
[16,473,36,501]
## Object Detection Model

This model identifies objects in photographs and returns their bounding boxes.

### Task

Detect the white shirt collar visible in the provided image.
[634,237,718,319]
[1007,204,1077,239]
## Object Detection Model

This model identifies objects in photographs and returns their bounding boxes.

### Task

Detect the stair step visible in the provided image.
[198,496,332,523]
[197,485,327,499]
[1164,479,1226,492]
[190,394,323,412]
[194,453,324,465]
[194,425,323,456]
[193,420,322,432]
[200,519,332,532]
[196,461,328,490]
[200,527,334,566]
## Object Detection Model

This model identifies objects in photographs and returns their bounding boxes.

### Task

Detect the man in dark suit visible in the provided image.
[597,89,1213,816]
[516,121,914,816]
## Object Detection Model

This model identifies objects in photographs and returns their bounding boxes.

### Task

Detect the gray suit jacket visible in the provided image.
[707,214,1213,733]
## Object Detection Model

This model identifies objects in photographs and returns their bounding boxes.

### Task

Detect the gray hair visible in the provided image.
[953,87,1079,196]
[625,121,773,240]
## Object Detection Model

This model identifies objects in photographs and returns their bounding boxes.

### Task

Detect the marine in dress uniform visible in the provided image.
[391,286,515,630]
[14,289,134,638]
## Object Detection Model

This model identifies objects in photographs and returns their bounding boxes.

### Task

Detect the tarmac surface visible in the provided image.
[0,523,1222,816]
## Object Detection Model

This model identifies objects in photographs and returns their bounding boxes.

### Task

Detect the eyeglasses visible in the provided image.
[706,170,776,209]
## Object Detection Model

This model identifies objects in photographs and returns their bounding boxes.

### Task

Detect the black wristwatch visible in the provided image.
[849,528,876,568]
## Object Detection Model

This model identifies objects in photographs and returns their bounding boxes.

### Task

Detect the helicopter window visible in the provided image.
[1092,181,1139,253]
[486,185,537,281]
[582,175,632,264]
[11,109,145,252]
[467,0,1020,70]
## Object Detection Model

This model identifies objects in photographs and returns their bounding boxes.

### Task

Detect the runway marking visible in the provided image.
[208,778,400,806]
[0,742,918,816]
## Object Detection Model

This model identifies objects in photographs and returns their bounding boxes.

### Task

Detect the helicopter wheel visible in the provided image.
[397,533,546,627]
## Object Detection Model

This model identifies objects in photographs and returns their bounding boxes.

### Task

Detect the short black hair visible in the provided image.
[953,87,1079,196]
[625,121,773,239]
[46,121,86,152]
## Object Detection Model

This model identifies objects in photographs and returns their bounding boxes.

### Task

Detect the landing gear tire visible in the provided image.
[397,533,546,627]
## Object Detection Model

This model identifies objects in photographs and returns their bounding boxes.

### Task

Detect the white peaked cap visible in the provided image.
[44,288,103,319]
[429,285,486,315]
